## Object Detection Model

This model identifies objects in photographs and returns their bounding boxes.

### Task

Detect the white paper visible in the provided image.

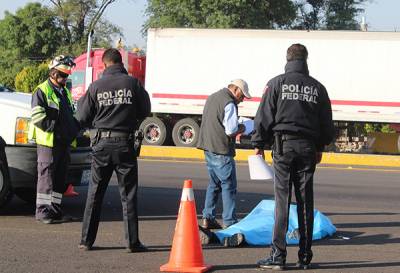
[238,117,254,135]
[248,155,274,180]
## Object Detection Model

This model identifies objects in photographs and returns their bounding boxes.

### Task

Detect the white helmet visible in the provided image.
[49,55,76,75]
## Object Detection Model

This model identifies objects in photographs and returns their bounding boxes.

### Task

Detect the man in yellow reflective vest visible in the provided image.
[29,55,80,224]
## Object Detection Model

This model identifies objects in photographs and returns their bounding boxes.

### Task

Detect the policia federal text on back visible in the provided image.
[76,48,151,252]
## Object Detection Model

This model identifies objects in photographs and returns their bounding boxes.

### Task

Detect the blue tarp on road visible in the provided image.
[215,200,336,245]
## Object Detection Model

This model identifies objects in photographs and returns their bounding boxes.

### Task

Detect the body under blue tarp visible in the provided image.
[215,200,336,245]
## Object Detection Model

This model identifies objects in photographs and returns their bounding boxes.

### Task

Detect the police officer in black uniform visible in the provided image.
[251,44,335,270]
[76,48,151,252]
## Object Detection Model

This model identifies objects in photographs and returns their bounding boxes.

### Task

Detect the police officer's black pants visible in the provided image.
[36,144,70,219]
[80,137,139,248]
[271,138,316,263]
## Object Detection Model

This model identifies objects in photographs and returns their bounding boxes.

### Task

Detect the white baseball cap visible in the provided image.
[230,79,251,99]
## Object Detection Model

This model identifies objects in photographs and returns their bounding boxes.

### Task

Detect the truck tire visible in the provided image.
[0,160,13,208]
[172,118,200,147]
[14,187,36,204]
[140,117,170,146]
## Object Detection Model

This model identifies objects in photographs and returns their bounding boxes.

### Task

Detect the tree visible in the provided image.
[0,3,61,87]
[144,0,297,31]
[15,63,49,93]
[47,0,122,56]
[294,0,368,30]
[0,55,31,88]
[325,0,366,30]
[0,3,62,61]
[295,0,326,30]
[0,1,120,87]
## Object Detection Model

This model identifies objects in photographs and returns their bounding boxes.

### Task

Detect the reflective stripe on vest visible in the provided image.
[28,80,77,148]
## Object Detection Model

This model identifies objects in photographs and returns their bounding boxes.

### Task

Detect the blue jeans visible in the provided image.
[202,151,237,226]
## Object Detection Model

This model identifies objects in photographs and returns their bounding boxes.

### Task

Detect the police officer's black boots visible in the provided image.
[296,250,313,269]
[257,257,286,271]
[257,253,286,271]
[296,260,312,270]
[126,241,148,253]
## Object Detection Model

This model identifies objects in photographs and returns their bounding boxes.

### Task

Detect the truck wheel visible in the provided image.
[0,161,13,208]
[14,188,36,204]
[139,117,169,146]
[172,118,200,147]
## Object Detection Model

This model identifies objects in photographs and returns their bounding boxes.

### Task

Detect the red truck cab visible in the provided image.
[70,47,203,147]
[70,49,146,101]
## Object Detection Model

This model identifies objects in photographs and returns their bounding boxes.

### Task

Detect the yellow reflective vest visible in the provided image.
[28,80,77,148]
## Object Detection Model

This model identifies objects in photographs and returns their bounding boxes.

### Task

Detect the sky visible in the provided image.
[1,0,399,49]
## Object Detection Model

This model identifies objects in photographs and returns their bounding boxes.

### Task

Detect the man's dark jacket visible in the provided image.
[197,88,237,156]
[251,60,335,151]
[76,64,151,132]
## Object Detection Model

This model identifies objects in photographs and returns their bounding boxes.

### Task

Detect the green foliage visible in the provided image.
[295,0,326,29]
[144,0,369,35]
[55,40,88,58]
[294,0,367,30]
[49,0,121,55]
[0,1,119,87]
[92,19,122,49]
[15,63,49,93]
[381,125,395,133]
[326,0,366,30]
[364,123,396,133]
[0,3,61,60]
[144,0,297,31]
[350,122,367,136]
[0,3,61,88]
[0,50,32,88]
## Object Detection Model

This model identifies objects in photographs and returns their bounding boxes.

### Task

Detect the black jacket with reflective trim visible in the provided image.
[31,79,79,145]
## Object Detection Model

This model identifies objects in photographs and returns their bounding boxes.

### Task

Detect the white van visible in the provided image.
[0,85,91,208]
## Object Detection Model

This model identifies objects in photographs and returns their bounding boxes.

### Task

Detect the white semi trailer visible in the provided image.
[140,28,400,147]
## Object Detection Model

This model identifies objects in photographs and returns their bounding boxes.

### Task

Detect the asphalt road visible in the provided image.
[0,159,399,273]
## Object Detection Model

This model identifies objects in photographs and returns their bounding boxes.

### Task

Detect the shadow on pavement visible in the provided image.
[0,198,35,216]
[86,246,126,251]
[335,222,400,228]
[325,212,399,216]
[314,230,400,246]
[211,263,258,272]
[3,185,399,248]
[78,244,173,253]
[0,185,272,222]
[212,260,400,272]
[313,261,400,270]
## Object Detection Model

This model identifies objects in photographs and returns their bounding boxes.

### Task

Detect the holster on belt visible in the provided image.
[273,132,283,156]
[89,129,101,147]
[133,130,144,157]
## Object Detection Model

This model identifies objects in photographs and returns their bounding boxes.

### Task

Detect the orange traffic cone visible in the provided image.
[64,184,79,197]
[160,179,212,273]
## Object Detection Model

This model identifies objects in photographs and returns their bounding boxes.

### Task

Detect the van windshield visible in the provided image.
[0,85,15,92]
[70,71,85,87]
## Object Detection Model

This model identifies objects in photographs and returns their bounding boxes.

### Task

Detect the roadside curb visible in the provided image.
[140,146,400,167]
